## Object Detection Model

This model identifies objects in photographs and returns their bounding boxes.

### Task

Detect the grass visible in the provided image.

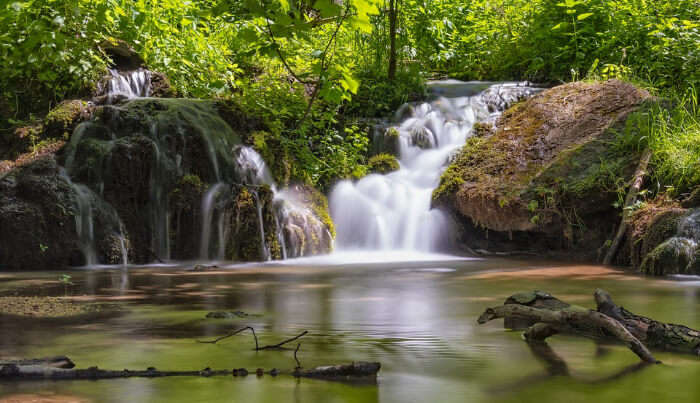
[615,85,700,197]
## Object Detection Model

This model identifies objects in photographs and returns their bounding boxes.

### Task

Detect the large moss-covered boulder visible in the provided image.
[434,80,651,257]
[0,157,123,269]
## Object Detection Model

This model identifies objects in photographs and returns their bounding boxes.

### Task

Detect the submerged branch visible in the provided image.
[257,330,308,350]
[196,326,258,349]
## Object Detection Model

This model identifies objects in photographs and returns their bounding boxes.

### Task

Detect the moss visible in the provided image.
[368,153,400,174]
[307,186,336,239]
[434,80,650,238]
[44,100,91,139]
[640,237,697,275]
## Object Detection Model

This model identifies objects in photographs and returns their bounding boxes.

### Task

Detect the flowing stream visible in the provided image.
[330,81,540,253]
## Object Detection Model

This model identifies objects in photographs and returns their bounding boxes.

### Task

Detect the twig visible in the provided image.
[257,330,308,350]
[197,326,258,349]
[293,343,301,369]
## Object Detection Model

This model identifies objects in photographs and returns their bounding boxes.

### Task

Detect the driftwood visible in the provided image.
[0,361,380,382]
[603,149,652,265]
[478,303,658,363]
[294,362,381,380]
[479,289,700,363]
[595,289,700,355]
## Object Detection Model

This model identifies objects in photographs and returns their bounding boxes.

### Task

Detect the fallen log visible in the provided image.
[477,303,659,363]
[294,362,381,380]
[482,289,700,361]
[0,361,381,382]
[0,364,231,380]
[595,289,700,356]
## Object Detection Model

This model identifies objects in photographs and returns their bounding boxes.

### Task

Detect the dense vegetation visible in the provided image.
[1,0,698,193]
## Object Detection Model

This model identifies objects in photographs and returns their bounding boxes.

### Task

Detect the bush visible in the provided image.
[368,153,400,174]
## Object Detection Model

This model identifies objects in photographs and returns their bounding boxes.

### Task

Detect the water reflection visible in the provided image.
[1,260,699,402]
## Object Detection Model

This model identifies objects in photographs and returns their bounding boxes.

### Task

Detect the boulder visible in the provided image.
[434,80,651,258]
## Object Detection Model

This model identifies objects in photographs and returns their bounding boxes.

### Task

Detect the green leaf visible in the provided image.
[577,13,593,21]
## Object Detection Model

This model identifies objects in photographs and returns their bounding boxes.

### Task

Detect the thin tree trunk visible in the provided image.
[387,0,398,81]
[603,149,652,265]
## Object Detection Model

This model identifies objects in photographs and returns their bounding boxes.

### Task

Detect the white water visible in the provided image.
[199,183,227,259]
[229,145,331,260]
[102,68,151,103]
[330,82,540,254]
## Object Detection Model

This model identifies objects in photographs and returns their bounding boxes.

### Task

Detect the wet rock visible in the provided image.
[0,157,83,269]
[627,205,687,268]
[640,237,699,276]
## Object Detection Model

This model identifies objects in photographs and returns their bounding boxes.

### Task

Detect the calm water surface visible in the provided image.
[1,257,699,402]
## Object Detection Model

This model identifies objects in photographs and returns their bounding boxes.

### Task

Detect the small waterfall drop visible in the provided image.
[229,145,332,260]
[330,82,540,253]
[200,183,227,260]
[101,68,151,103]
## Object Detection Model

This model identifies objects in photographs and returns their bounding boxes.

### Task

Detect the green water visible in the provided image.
[1,258,699,402]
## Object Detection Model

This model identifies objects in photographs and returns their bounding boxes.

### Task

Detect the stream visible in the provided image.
[1,259,699,402]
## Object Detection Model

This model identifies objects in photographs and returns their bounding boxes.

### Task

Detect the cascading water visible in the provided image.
[229,145,332,260]
[100,68,151,103]
[330,81,540,253]
[199,183,227,260]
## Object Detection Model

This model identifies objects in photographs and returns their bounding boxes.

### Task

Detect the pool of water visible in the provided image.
[1,258,699,402]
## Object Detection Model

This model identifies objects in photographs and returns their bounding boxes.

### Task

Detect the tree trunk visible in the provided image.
[387,0,398,81]
[603,149,652,265]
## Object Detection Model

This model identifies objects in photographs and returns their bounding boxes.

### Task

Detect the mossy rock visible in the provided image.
[630,208,687,268]
[44,100,92,139]
[0,157,83,269]
[433,80,651,256]
[640,237,698,276]
[368,153,400,175]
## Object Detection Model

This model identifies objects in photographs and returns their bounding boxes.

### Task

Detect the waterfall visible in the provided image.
[232,145,331,259]
[329,82,540,253]
[71,182,98,266]
[200,183,227,260]
[101,68,151,103]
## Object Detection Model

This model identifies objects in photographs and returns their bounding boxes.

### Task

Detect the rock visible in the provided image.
[640,237,698,275]
[100,39,145,70]
[0,157,88,269]
[434,80,651,258]
[44,100,93,139]
[627,205,687,268]
[503,291,570,329]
